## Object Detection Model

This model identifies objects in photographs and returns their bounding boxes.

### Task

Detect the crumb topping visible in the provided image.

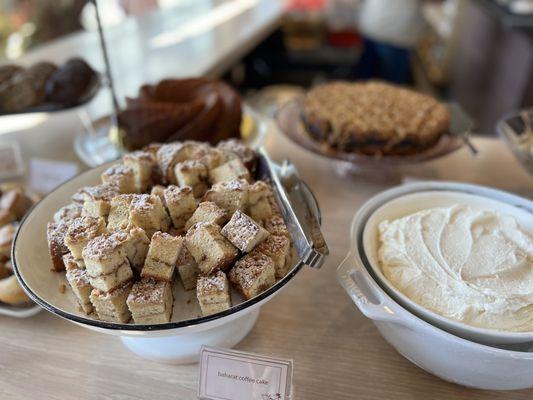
[82,183,120,201]
[197,271,227,294]
[230,253,273,289]
[83,232,127,260]
[66,216,104,242]
[128,278,167,304]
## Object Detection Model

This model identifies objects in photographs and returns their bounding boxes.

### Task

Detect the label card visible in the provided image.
[0,142,24,180]
[28,158,79,194]
[198,346,293,400]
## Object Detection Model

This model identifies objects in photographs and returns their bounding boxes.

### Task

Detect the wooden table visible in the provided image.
[1,115,532,399]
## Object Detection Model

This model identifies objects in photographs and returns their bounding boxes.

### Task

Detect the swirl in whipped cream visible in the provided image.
[378,204,533,332]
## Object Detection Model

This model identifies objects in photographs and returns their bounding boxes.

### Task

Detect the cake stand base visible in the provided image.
[120,308,260,364]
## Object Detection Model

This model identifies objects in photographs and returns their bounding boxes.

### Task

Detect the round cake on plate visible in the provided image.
[302,81,450,156]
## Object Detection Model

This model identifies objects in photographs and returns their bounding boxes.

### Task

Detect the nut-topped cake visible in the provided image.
[302,80,450,156]
[46,140,296,324]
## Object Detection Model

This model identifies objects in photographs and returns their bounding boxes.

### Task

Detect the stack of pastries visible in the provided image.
[0,184,37,305]
[47,140,293,324]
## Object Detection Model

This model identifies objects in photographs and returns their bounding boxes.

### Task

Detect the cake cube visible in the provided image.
[185,201,227,230]
[264,215,290,238]
[176,244,198,290]
[208,158,251,184]
[90,283,132,323]
[174,160,208,197]
[81,183,121,218]
[122,227,150,271]
[101,164,137,194]
[196,271,231,316]
[156,143,188,184]
[228,252,275,299]
[142,143,163,158]
[221,210,269,253]
[126,278,173,324]
[47,221,70,271]
[185,222,238,275]
[253,235,291,278]
[107,194,136,231]
[53,203,82,223]
[64,253,93,314]
[82,232,129,276]
[0,188,33,219]
[87,262,133,293]
[188,143,226,170]
[203,179,249,216]
[217,139,257,171]
[129,194,171,237]
[248,181,276,221]
[122,150,156,192]
[150,185,167,205]
[164,185,196,229]
[64,216,107,260]
[141,232,182,282]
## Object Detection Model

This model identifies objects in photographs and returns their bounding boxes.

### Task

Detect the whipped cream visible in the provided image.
[378,204,533,332]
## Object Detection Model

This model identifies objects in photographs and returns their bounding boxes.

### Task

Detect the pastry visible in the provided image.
[221,210,269,253]
[202,179,249,215]
[185,201,227,230]
[101,164,137,194]
[228,252,275,299]
[118,77,242,150]
[196,271,231,316]
[122,151,156,192]
[163,185,196,229]
[174,160,208,197]
[253,235,291,278]
[263,215,290,238]
[248,181,275,221]
[302,81,450,155]
[64,253,93,314]
[64,216,107,260]
[185,222,238,275]
[176,245,198,290]
[129,194,171,237]
[89,282,132,323]
[208,158,251,184]
[45,58,97,105]
[127,278,173,324]
[141,232,182,282]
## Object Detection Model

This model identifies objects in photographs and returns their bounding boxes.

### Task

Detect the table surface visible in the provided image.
[1,109,533,399]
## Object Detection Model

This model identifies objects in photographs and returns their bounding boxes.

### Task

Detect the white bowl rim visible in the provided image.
[354,181,533,341]
[11,160,316,332]
[345,241,533,357]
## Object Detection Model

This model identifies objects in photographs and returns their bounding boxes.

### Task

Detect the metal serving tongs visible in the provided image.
[257,148,329,269]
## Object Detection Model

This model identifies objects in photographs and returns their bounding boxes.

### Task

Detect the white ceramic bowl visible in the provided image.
[363,188,533,345]
[337,181,533,390]
[12,160,323,364]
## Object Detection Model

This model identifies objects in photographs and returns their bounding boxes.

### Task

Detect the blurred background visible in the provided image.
[0,0,531,135]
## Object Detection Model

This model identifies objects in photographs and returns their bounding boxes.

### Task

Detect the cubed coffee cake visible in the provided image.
[221,210,269,253]
[203,179,248,216]
[196,271,231,316]
[228,252,275,299]
[141,232,182,282]
[90,282,132,323]
[127,278,173,324]
[164,185,196,229]
[185,222,238,275]
[185,201,227,230]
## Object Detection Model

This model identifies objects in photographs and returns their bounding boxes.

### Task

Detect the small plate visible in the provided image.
[74,104,268,168]
[276,98,473,171]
